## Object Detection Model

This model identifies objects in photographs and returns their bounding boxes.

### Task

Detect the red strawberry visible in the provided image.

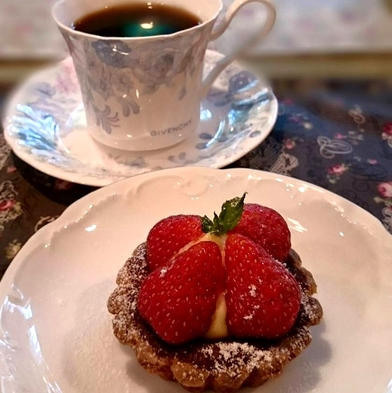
[225,233,301,338]
[138,241,225,344]
[230,203,291,262]
[146,215,203,271]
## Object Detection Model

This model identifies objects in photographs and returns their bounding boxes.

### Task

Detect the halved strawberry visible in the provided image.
[138,241,225,344]
[230,203,291,262]
[225,233,301,338]
[146,214,203,271]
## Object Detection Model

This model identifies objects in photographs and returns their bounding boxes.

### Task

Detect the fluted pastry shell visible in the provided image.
[108,243,323,393]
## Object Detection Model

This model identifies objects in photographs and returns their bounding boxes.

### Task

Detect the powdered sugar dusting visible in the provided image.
[249,284,257,297]
[300,292,322,326]
[108,244,148,344]
[159,267,168,277]
[202,341,274,376]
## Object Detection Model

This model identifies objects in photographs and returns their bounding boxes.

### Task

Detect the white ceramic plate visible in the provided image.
[3,50,277,187]
[0,167,391,393]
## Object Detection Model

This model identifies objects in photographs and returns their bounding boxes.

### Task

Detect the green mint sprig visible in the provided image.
[201,193,247,236]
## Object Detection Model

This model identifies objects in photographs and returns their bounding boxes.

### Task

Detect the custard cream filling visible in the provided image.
[206,292,228,338]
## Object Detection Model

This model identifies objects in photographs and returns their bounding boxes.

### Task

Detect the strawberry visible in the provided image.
[225,233,301,338]
[230,203,291,262]
[138,241,225,344]
[146,214,203,271]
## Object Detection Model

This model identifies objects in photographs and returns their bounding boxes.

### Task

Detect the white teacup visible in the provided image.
[53,0,276,151]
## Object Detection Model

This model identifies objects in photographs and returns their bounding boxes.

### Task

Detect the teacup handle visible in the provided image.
[201,0,276,97]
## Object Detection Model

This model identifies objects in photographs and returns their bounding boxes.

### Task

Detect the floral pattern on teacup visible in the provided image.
[207,71,261,107]
[92,40,134,69]
[63,29,209,134]
[133,52,176,95]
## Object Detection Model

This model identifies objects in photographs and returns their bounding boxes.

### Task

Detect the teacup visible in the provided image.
[53,0,276,151]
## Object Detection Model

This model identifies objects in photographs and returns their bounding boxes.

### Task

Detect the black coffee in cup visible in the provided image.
[72,3,202,37]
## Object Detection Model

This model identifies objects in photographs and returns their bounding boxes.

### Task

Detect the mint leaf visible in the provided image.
[201,193,247,235]
[218,193,246,232]
[201,215,214,233]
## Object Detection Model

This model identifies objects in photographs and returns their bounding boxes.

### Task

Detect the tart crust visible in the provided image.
[108,243,323,393]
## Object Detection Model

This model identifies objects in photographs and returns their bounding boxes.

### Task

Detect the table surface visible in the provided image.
[2,0,392,59]
[1,75,391,278]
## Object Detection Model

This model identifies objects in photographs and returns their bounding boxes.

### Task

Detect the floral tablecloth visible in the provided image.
[0,79,391,277]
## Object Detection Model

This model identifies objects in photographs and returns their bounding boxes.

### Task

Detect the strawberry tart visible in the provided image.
[108,195,323,392]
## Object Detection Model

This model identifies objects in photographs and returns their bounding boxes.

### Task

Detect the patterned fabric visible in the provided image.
[0,79,391,278]
[229,80,392,233]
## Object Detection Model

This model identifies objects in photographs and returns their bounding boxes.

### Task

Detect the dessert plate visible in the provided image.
[0,167,391,393]
[3,50,277,187]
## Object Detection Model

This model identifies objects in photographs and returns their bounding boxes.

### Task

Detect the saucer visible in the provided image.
[3,50,278,187]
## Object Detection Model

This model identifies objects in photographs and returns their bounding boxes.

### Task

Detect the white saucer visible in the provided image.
[3,50,278,187]
[0,167,391,392]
